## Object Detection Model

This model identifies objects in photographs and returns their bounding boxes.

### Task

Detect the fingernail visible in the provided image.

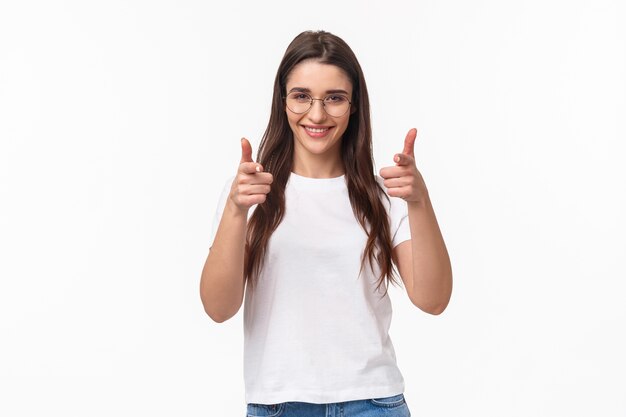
[255,165,261,172]
[394,155,400,162]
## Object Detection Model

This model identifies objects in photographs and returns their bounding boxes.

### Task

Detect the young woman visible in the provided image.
[200,30,452,417]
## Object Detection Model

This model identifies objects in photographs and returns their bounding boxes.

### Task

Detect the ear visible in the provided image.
[350,105,357,115]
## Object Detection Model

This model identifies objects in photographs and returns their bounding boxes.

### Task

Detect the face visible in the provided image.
[284,60,353,162]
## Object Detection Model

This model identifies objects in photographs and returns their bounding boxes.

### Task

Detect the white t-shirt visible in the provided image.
[208,171,412,404]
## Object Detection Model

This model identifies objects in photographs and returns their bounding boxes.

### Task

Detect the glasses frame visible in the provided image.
[283,92,353,118]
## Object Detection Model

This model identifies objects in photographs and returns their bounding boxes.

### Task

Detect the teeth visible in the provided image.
[305,127,329,133]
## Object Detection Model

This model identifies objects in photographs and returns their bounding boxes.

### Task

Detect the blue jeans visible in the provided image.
[246,393,411,417]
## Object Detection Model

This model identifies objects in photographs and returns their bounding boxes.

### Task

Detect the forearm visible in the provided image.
[407,194,453,314]
[200,199,248,323]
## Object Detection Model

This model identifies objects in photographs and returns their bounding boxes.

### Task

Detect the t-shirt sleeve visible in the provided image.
[390,195,411,248]
[208,175,235,250]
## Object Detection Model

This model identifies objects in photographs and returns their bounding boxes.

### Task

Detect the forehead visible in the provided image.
[285,60,352,94]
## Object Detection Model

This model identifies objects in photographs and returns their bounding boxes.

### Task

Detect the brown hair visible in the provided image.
[245,30,402,297]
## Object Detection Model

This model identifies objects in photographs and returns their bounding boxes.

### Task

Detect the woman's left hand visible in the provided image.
[379,128,429,204]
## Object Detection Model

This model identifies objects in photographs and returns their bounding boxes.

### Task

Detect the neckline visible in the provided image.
[288,171,346,188]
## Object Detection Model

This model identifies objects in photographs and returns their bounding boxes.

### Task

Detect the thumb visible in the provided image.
[402,128,417,157]
[240,137,254,163]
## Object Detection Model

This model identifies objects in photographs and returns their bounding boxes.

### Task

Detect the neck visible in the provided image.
[292,150,344,179]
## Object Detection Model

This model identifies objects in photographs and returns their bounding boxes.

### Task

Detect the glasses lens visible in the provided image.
[286,92,311,114]
[323,95,351,117]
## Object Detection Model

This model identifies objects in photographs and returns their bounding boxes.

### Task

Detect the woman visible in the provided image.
[200,30,452,417]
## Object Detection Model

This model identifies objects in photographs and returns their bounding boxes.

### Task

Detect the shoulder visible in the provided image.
[373,174,407,220]
[373,174,387,195]
[373,174,391,207]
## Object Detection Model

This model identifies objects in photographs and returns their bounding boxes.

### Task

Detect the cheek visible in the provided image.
[337,117,350,134]
[287,116,299,128]
[286,109,299,122]
[287,115,302,135]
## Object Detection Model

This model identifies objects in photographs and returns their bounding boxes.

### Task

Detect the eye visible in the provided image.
[290,93,311,102]
[325,95,348,104]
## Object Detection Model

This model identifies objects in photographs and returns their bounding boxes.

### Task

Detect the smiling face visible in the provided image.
[285,60,353,171]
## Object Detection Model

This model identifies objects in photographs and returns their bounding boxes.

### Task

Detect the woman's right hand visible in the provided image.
[228,137,274,213]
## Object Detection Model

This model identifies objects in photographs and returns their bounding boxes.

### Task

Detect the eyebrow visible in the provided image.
[288,87,350,95]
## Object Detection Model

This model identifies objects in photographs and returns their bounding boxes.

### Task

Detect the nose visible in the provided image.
[307,99,327,124]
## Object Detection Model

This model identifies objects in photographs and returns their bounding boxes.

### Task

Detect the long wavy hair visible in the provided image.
[245,30,402,297]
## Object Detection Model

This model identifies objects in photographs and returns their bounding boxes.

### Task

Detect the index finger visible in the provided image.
[394,153,414,166]
[248,171,274,185]
[239,161,264,175]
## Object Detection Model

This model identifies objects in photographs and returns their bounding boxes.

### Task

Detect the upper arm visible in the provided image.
[392,239,413,301]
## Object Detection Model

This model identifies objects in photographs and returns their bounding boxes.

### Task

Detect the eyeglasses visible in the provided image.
[284,92,352,117]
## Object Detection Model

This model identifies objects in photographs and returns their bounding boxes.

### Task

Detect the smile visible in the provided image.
[302,125,333,139]
[304,126,330,133]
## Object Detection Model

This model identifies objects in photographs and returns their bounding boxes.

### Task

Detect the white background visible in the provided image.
[1,0,625,416]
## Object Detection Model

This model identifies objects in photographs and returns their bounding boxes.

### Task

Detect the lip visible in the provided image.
[302,125,334,139]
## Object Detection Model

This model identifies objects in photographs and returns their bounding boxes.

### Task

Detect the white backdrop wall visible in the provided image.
[1,1,624,416]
